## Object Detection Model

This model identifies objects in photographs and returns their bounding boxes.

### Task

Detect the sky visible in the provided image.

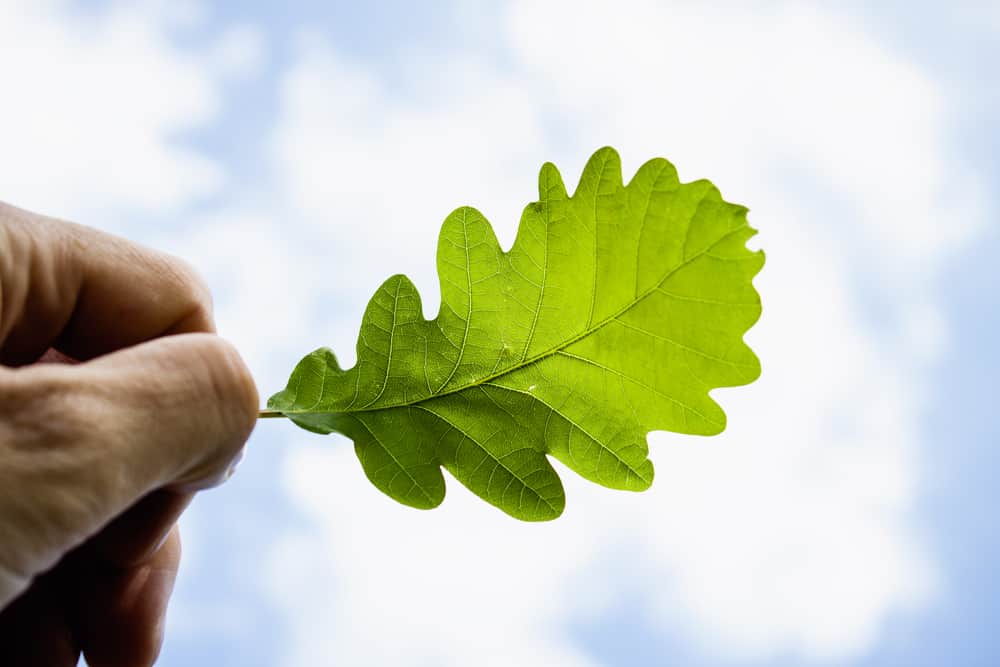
[1,1,998,665]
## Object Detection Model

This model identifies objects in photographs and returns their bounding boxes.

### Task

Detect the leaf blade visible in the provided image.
[269,147,763,520]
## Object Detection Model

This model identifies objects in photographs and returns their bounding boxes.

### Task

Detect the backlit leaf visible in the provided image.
[269,147,763,520]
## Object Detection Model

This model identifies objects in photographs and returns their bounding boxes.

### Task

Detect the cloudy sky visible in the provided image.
[2,1,998,665]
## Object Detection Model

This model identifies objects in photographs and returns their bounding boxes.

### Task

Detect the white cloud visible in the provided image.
[209,24,266,79]
[271,33,550,321]
[275,449,622,667]
[262,2,976,665]
[0,0,235,222]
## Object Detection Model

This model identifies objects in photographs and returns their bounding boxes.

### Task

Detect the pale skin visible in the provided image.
[0,202,259,665]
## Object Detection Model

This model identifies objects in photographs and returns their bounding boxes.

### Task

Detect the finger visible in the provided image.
[0,565,80,666]
[75,526,181,667]
[0,201,214,366]
[88,490,192,567]
[0,498,188,665]
[0,333,256,607]
[77,332,259,491]
[33,359,196,574]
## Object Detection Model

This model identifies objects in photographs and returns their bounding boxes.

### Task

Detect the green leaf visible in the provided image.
[269,147,763,520]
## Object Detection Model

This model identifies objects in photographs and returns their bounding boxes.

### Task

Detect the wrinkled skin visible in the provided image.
[0,202,259,666]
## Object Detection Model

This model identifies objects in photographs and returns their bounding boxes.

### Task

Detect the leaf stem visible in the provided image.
[257,410,287,419]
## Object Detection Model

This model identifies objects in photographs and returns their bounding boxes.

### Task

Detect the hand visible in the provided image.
[0,202,259,666]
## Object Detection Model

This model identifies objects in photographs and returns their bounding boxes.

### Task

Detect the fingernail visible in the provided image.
[225,446,246,480]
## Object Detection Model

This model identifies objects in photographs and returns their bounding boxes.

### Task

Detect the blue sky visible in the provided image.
[2,1,999,665]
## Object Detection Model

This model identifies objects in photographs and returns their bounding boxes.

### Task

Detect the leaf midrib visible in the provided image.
[279,219,751,417]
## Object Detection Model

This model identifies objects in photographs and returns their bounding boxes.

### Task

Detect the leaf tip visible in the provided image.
[538,161,568,201]
[573,146,624,199]
[633,459,655,491]
[591,145,621,163]
[587,145,623,179]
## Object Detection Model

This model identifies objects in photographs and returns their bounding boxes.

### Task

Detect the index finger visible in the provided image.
[0,202,214,365]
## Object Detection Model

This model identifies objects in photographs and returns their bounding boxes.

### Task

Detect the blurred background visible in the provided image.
[2,1,999,665]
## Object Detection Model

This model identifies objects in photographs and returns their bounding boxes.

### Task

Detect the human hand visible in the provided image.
[0,202,259,665]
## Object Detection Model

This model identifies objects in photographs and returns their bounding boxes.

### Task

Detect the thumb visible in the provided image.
[0,333,258,607]
[79,332,260,491]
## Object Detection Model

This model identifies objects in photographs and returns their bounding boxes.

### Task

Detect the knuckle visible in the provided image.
[155,252,215,332]
[175,256,214,313]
